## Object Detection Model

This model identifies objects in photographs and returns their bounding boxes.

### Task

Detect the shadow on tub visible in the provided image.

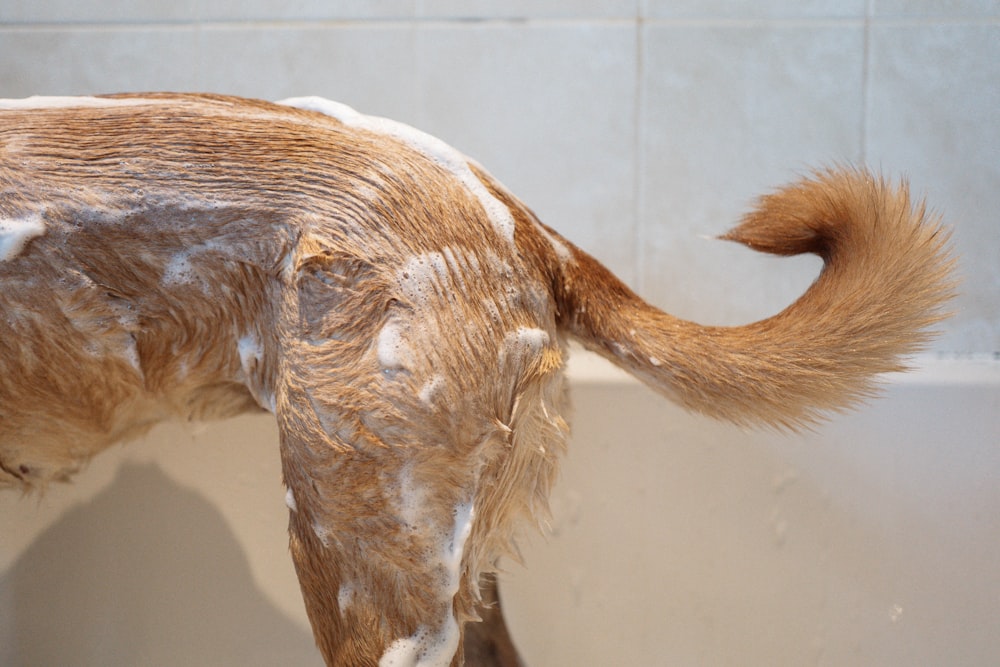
[0,462,321,667]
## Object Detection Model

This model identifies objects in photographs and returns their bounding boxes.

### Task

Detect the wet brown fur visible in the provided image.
[0,94,954,666]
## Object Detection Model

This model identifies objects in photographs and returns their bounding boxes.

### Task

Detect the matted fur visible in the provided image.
[0,94,954,666]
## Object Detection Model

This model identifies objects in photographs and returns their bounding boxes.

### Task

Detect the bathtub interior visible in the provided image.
[0,350,997,666]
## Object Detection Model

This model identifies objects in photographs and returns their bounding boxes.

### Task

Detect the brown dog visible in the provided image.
[0,93,953,666]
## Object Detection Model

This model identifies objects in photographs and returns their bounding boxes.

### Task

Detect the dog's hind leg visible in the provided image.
[463,573,525,667]
[278,419,481,666]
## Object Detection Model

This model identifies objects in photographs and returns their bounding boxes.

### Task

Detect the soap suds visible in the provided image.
[238,334,263,374]
[278,97,516,245]
[285,487,297,512]
[122,334,143,376]
[377,318,414,377]
[0,96,173,110]
[395,465,426,531]
[418,375,445,406]
[0,214,46,262]
[397,252,451,306]
[506,327,550,353]
[379,622,460,667]
[237,334,275,412]
[395,247,492,307]
[161,251,211,292]
[533,222,574,265]
[312,519,332,548]
[444,502,474,597]
[378,501,475,667]
[338,582,355,613]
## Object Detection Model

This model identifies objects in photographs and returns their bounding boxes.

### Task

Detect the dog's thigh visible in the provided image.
[279,415,480,666]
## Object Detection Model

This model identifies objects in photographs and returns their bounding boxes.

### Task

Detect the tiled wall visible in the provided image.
[1,1,997,353]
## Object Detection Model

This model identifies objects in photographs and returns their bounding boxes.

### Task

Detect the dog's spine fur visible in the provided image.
[550,168,955,430]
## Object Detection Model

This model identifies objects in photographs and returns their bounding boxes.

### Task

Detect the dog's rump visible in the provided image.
[0,94,559,480]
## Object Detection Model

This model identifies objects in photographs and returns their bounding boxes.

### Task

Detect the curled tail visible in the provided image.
[553,168,956,430]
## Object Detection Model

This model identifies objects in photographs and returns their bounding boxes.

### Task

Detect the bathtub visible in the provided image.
[1,350,997,665]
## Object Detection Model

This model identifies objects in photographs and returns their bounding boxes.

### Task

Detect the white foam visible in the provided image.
[237,334,263,372]
[418,375,445,406]
[0,214,45,261]
[378,501,475,667]
[440,246,481,293]
[534,222,574,264]
[236,333,275,412]
[260,391,277,413]
[397,252,450,306]
[284,487,297,512]
[507,327,550,353]
[444,502,475,597]
[396,465,425,530]
[312,520,332,548]
[0,96,172,110]
[379,620,461,667]
[502,327,552,367]
[377,318,413,376]
[337,582,355,613]
[122,335,143,376]
[161,253,190,282]
[161,251,203,289]
[278,96,516,246]
[280,249,298,282]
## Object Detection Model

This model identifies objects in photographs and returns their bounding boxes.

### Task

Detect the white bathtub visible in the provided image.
[505,352,1000,665]
[1,351,997,665]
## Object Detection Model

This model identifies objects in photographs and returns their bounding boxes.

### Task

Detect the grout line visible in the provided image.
[860,0,872,166]
[0,17,640,31]
[1,15,995,33]
[639,15,1000,25]
[632,16,646,292]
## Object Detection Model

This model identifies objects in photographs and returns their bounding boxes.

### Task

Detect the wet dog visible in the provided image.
[0,94,953,666]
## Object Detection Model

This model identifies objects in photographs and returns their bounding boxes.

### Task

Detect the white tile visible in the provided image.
[638,24,863,326]
[866,22,1000,354]
[0,0,200,23]
[0,28,199,96]
[642,0,865,19]
[418,0,638,19]
[193,24,420,119]
[414,23,640,283]
[0,0,413,23]
[198,0,415,22]
[871,0,1000,16]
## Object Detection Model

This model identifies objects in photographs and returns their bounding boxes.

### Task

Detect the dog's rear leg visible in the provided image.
[463,573,526,667]
[279,424,481,666]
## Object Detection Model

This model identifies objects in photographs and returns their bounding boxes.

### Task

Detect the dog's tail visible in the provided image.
[548,168,955,430]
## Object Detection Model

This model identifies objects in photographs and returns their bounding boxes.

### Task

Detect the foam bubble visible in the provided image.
[338,582,355,613]
[377,501,475,667]
[376,318,413,376]
[0,214,46,261]
[0,95,173,110]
